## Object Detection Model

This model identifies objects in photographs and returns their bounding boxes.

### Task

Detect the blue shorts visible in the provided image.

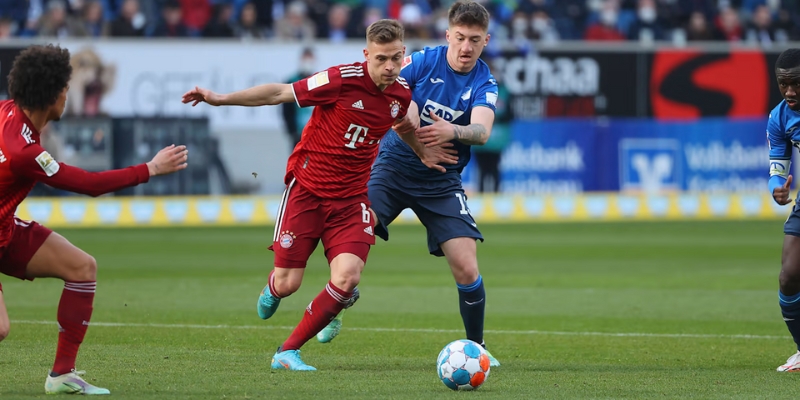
[785,202,800,236]
[368,175,483,257]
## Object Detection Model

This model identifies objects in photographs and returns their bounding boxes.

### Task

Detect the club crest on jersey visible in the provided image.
[278,230,296,248]
[390,100,401,118]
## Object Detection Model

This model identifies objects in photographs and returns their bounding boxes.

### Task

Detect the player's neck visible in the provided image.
[22,109,49,132]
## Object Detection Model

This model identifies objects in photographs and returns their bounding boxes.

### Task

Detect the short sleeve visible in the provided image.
[399,50,426,90]
[471,73,499,113]
[291,66,342,108]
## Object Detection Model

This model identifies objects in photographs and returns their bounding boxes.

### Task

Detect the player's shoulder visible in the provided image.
[0,100,24,135]
[769,101,789,127]
[405,46,445,66]
[333,61,365,80]
[471,58,496,84]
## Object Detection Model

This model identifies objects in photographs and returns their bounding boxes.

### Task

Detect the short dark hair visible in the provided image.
[448,0,490,31]
[8,44,72,111]
[367,19,404,44]
[776,49,800,70]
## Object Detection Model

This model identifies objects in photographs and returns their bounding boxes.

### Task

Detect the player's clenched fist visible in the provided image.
[182,86,222,107]
[774,175,794,205]
[146,144,189,176]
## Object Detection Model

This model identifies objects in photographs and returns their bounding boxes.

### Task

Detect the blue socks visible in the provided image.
[457,275,486,345]
[779,291,800,351]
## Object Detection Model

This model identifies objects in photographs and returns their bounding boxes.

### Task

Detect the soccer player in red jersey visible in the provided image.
[0,44,189,394]
[182,19,412,370]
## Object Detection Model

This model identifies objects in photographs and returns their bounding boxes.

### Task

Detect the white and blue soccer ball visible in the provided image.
[436,339,491,391]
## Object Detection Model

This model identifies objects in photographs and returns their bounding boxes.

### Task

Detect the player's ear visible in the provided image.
[445,29,450,42]
[484,33,490,47]
[402,45,406,57]
[363,48,368,62]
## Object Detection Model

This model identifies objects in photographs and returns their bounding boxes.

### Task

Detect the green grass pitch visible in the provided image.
[0,221,797,399]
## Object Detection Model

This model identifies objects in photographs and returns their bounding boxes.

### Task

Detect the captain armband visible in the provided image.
[770,159,791,178]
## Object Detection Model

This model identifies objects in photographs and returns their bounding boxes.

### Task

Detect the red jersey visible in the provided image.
[288,61,412,198]
[0,100,150,247]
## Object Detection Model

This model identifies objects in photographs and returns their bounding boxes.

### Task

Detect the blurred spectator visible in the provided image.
[202,2,234,37]
[274,0,314,40]
[328,4,354,43]
[685,10,719,40]
[152,0,188,37]
[530,10,560,43]
[109,0,145,36]
[714,7,743,41]
[585,0,626,41]
[178,0,210,36]
[233,1,267,38]
[627,0,667,42]
[745,4,781,46]
[38,0,86,37]
[0,17,14,39]
[80,0,109,37]
[398,0,428,39]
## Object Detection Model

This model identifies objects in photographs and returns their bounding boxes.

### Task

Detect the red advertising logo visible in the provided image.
[651,50,767,120]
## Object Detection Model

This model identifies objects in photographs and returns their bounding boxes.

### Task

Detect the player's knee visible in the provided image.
[451,263,479,285]
[779,267,800,294]
[332,270,361,292]
[64,254,97,282]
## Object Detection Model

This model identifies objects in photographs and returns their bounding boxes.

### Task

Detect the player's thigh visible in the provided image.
[329,252,365,292]
[0,218,93,283]
[411,190,483,257]
[26,230,97,282]
[0,289,8,341]
[781,235,800,294]
[321,196,375,264]
[271,180,323,269]
[368,179,410,241]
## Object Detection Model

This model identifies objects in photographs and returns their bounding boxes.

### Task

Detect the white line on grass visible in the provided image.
[11,320,788,341]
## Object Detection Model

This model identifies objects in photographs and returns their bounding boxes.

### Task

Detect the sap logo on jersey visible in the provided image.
[420,99,464,124]
[619,139,681,193]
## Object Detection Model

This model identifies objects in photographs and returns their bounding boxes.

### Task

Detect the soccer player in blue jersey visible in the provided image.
[768,48,800,372]
[317,0,501,367]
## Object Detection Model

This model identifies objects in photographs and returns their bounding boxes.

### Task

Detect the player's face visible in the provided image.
[364,40,405,90]
[50,85,68,121]
[777,67,800,111]
[445,25,489,73]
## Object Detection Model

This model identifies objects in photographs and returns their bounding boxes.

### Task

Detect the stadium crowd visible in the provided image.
[0,0,797,45]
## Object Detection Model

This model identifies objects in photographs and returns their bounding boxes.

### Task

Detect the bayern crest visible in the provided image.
[279,231,296,248]
[389,100,400,118]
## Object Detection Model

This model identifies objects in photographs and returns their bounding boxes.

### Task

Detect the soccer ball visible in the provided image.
[436,339,491,391]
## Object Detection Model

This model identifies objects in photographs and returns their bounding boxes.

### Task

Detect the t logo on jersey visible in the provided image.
[344,123,369,149]
[420,99,465,124]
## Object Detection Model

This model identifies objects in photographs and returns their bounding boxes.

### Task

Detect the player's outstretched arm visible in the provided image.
[11,144,188,197]
[182,84,295,107]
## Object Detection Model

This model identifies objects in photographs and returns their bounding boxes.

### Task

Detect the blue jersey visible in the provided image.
[372,45,498,189]
[767,101,800,189]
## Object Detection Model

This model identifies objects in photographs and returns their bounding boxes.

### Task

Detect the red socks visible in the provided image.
[52,281,95,375]
[281,281,351,351]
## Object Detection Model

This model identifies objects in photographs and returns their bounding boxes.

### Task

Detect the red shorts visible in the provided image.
[269,179,375,268]
[0,218,53,282]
